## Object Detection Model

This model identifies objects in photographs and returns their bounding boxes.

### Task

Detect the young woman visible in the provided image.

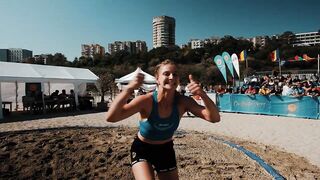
[106,60,220,180]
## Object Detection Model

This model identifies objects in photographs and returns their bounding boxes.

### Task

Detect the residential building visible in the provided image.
[206,37,221,45]
[34,54,51,64]
[152,16,175,48]
[135,40,148,53]
[81,44,105,58]
[8,48,32,62]
[108,41,147,54]
[250,36,267,48]
[292,31,320,47]
[190,39,204,49]
[187,37,221,49]
[0,49,9,62]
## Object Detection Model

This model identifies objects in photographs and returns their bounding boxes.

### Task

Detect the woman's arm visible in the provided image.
[106,73,145,122]
[185,75,220,123]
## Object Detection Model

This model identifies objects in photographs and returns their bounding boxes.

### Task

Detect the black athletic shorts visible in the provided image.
[130,136,177,173]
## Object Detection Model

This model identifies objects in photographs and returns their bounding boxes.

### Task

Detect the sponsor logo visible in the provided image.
[288,104,297,112]
[132,152,136,159]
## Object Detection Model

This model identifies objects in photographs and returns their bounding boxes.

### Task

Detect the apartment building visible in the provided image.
[190,39,204,49]
[292,31,320,47]
[0,48,32,62]
[81,44,105,58]
[0,49,9,62]
[152,16,175,48]
[250,36,267,48]
[108,41,147,55]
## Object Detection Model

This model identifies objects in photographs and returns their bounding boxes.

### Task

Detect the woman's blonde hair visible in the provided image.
[154,59,176,78]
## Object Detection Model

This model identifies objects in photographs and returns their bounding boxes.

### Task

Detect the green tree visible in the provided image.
[92,68,115,103]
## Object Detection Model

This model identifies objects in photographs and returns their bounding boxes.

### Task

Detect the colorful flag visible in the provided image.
[294,55,304,61]
[222,52,234,78]
[213,55,227,83]
[239,50,247,62]
[270,49,280,62]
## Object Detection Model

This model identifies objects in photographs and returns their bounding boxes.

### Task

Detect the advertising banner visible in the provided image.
[270,96,319,119]
[222,52,234,78]
[231,94,271,114]
[213,55,227,83]
[217,94,232,111]
[216,94,320,119]
[231,53,240,77]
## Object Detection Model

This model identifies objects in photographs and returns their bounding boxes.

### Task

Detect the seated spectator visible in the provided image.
[306,85,320,97]
[59,89,67,99]
[216,85,226,94]
[260,75,270,86]
[302,81,311,93]
[239,85,247,94]
[56,89,69,109]
[273,85,282,95]
[282,83,293,96]
[258,85,271,95]
[225,85,233,94]
[292,76,301,84]
[69,89,75,98]
[267,80,275,90]
[68,89,76,109]
[245,85,257,95]
[208,85,215,93]
[292,83,305,97]
[50,90,59,100]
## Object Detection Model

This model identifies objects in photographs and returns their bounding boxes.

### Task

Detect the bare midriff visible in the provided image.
[137,132,173,145]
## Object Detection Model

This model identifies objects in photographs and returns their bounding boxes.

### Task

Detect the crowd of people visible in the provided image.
[48,89,76,109]
[213,73,320,97]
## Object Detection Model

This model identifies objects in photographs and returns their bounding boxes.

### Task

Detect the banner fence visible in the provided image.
[214,93,320,119]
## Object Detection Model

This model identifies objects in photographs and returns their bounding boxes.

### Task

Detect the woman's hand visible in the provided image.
[126,73,145,91]
[186,74,205,97]
[106,73,146,123]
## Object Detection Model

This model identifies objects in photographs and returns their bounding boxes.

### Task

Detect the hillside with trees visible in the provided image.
[24,31,320,88]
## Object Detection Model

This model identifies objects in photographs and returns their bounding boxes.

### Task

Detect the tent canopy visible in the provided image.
[115,67,157,91]
[0,61,98,84]
[115,67,156,84]
[0,61,99,119]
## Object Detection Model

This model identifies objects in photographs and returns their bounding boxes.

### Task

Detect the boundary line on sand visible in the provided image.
[210,137,285,180]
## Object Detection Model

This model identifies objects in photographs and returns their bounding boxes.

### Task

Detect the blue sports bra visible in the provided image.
[139,91,180,141]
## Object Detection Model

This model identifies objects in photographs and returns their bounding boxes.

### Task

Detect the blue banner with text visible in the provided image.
[216,94,319,119]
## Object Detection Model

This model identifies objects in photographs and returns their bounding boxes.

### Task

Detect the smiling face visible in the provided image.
[156,63,179,90]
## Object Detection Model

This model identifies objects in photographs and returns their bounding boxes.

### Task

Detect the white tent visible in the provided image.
[115,67,157,91]
[0,61,99,119]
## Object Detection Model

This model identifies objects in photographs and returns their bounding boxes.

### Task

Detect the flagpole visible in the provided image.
[279,58,281,76]
[245,57,248,77]
[318,54,320,77]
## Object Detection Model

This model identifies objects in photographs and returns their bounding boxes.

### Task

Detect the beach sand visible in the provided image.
[0,112,319,179]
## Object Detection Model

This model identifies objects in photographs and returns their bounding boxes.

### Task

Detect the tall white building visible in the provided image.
[292,31,320,47]
[152,16,175,48]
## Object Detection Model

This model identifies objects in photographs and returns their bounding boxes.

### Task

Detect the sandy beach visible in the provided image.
[0,112,319,179]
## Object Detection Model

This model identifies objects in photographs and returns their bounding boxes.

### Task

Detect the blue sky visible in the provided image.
[0,0,319,61]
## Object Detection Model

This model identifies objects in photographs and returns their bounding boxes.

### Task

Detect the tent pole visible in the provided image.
[48,82,51,95]
[74,83,79,110]
[15,81,18,111]
[41,82,46,114]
